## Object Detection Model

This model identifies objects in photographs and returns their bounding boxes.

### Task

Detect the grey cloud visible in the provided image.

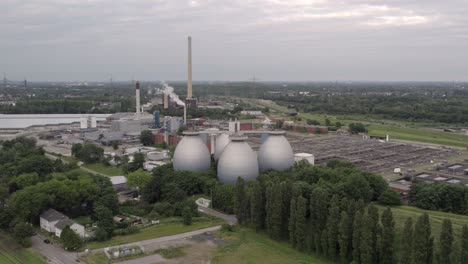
[0,0,467,81]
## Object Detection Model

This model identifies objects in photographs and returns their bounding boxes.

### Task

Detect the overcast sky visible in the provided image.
[1,0,468,82]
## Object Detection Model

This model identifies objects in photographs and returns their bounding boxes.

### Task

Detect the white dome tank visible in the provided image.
[258,131,294,171]
[214,134,230,160]
[173,131,211,172]
[217,135,259,184]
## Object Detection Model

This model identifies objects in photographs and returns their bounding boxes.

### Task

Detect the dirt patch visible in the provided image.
[171,242,217,264]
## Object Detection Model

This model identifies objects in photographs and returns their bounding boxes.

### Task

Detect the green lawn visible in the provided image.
[0,231,45,264]
[368,124,468,148]
[74,216,93,226]
[82,163,124,176]
[86,218,222,249]
[212,228,331,264]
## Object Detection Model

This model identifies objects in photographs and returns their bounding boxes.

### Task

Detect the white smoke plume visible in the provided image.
[161,81,185,106]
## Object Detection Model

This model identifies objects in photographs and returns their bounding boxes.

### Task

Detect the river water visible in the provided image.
[0,114,111,129]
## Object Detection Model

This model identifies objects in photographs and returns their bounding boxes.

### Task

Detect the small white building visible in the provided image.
[40,209,86,238]
[294,153,315,165]
[110,176,129,192]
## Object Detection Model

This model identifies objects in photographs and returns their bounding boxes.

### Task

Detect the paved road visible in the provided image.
[196,198,237,225]
[90,225,221,253]
[31,234,78,264]
[45,153,109,177]
[115,254,165,264]
[32,226,221,264]
[197,206,237,225]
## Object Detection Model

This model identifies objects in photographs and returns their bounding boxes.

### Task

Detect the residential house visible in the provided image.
[39,209,86,238]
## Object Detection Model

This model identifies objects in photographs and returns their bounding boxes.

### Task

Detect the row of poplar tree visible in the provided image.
[233,177,468,264]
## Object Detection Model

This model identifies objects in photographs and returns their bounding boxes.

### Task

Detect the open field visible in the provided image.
[378,205,468,243]
[0,231,45,264]
[81,162,124,176]
[251,98,468,148]
[86,217,223,249]
[212,228,332,264]
[368,125,468,148]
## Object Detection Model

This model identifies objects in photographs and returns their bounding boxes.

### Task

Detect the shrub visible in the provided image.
[221,224,234,232]
[378,189,402,205]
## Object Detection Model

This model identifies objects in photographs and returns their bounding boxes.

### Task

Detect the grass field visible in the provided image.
[0,231,45,264]
[212,228,332,264]
[378,205,468,243]
[81,163,124,176]
[368,124,468,148]
[80,252,108,264]
[252,99,468,148]
[86,218,223,249]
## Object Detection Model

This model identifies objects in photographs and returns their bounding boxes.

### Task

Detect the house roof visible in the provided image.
[110,176,127,185]
[40,209,66,222]
[55,218,75,230]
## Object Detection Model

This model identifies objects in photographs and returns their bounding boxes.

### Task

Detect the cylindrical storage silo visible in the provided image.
[217,135,258,184]
[214,134,230,160]
[258,131,294,171]
[173,131,211,172]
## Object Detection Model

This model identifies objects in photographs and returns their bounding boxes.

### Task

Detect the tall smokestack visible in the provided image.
[163,93,169,109]
[135,81,141,120]
[187,36,192,99]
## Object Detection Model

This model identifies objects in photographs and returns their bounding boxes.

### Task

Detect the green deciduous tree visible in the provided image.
[9,172,40,190]
[310,187,330,254]
[461,225,468,264]
[438,219,453,264]
[12,221,33,247]
[339,211,350,264]
[266,182,282,240]
[413,213,433,264]
[74,143,104,163]
[327,195,341,259]
[127,169,152,193]
[380,207,395,264]
[360,213,373,264]
[128,153,145,172]
[378,189,402,205]
[234,177,249,225]
[182,206,192,225]
[289,196,297,247]
[295,196,307,251]
[94,204,114,241]
[250,181,264,231]
[368,204,380,263]
[140,130,154,146]
[400,217,413,264]
[60,226,83,251]
[352,210,363,263]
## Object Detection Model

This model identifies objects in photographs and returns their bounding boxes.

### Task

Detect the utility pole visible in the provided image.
[249,75,257,98]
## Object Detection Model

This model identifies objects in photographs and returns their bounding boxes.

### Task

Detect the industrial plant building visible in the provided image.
[172,129,303,184]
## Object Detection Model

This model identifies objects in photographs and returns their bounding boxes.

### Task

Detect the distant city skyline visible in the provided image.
[1,0,468,82]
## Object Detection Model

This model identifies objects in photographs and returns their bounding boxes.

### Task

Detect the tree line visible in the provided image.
[0,138,119,246]
[409,182,468,215]
[230,161,468,263]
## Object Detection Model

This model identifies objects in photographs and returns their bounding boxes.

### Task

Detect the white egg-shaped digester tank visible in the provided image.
[217,135,259,184]
[258,131,294,171]
[214,134,230,160]
[173,131,211,172]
